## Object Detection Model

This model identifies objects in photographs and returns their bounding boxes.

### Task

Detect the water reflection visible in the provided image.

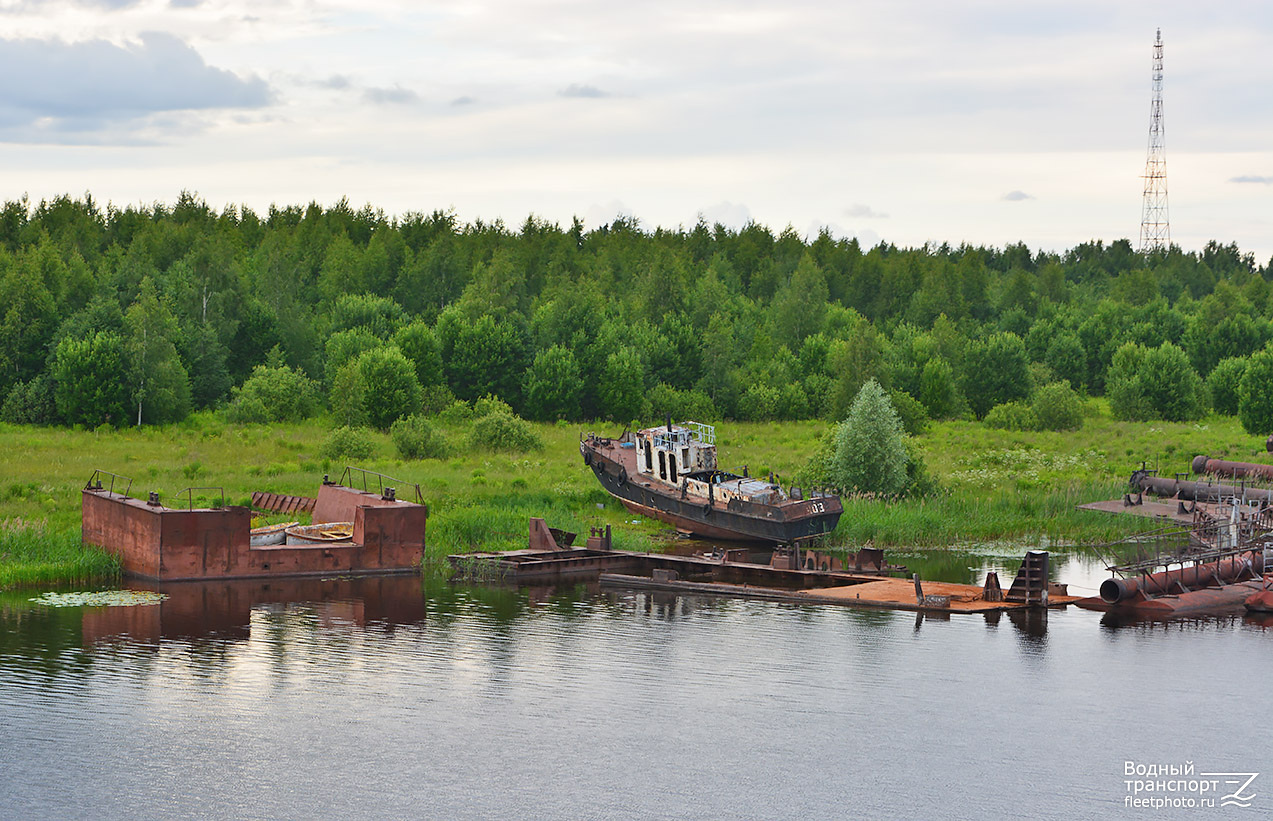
[9,544,1260,676]
[79,575,428,646]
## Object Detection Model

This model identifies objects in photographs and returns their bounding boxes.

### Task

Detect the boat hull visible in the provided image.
[582,438,841,543]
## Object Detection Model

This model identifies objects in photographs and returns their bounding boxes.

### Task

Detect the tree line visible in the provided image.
[2,191,1272,434]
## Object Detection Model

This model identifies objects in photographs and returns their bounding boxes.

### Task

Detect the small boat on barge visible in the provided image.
[580,421,842,543]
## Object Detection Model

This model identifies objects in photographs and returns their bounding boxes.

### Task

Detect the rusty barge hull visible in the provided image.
[581,438,841,543]
[83,475,427,582]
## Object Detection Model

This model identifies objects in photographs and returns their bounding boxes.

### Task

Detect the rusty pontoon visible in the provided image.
[83,467,428,581]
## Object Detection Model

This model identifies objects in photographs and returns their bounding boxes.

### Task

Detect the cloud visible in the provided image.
[697,201,752,230]
[450,96,476,106]
[844,203,888,219]
[0,32,270,141]
[316,75,352,90]
[363,86,419,104]
[1002,190,1034,201]
[559,83,610,99]
[1230,175,1273,185]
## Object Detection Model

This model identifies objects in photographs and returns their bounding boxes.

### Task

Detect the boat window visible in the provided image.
[644,440,653,472]
[658,450,666,480]
[682,447,690,469]
[669,453,678,483]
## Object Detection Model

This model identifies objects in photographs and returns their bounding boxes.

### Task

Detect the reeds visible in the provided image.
[0,521,119,589]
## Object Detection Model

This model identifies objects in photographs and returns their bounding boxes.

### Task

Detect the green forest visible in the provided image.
[3,191,1273,437]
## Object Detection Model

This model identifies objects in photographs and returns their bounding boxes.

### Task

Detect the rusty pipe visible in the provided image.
[1190,456,1273,482]
[1100,551,1264,603]
[1131,473,1273,505]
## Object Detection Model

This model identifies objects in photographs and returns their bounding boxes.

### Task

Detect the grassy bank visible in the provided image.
[0,523,119,589]
[0,405,1267,589]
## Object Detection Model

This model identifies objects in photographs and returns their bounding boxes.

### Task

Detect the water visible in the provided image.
[1,554,1270,820]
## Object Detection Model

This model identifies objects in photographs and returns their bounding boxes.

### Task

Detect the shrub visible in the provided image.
[419,383,456,416]
[984,401,1040,432]
[473,394,513,418]
[227,363,320,423]
[329,361,368,427]
[737,383,781,421]
[467,410,543,453]
[1,373,56,425]
[226,395,270,424]
[889,389,929,436]
[390,414,450,460]
[356,346,422,429]
[1107,341,1205,422]
[1207,356,1248,417]
[321,426,376,461]
[1031,380,1084,431]
[437,399,474,423]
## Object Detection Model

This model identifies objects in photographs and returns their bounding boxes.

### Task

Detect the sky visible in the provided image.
[0,0,1269,262]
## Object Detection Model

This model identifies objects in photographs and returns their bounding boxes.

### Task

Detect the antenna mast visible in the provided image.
[1139,28,1170,253]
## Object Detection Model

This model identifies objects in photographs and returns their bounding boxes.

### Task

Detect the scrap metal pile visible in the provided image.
[1081,456,1273,617]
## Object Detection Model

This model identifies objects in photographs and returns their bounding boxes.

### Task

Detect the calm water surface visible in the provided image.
[1,552,1269,820]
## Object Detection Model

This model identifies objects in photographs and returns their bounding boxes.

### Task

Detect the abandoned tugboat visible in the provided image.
[580,421,842,543]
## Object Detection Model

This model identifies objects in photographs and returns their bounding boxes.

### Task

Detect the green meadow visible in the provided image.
[0,404,1267,589]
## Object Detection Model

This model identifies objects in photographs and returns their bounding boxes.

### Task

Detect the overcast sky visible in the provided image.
[1,0,1269,261]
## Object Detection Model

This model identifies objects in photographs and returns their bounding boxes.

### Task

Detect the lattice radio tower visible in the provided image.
[1139,28,1170,253]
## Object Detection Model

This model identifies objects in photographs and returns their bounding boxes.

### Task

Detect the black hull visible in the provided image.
[583,444,841,544]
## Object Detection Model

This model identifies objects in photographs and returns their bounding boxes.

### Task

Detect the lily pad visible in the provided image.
[29,590,168,608]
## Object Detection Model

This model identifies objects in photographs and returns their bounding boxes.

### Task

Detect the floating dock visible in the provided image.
[450,522,1074,615]
[598,574,1077,613]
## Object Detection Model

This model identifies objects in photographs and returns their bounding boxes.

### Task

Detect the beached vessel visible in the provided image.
[580,421,841,543]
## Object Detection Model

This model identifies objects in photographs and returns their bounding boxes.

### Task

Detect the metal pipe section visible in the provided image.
[1100,551,1263,604]
[1131,473,1273,505]
[1190,456,1273,481]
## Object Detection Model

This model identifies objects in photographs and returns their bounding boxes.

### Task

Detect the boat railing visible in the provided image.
[685,421,715,445]
[335,465,424,504]
[84,469,133,499]
[653,421,716,450]
[653,429,691,449]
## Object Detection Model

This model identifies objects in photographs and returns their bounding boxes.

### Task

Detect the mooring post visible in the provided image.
[913,573,923,605]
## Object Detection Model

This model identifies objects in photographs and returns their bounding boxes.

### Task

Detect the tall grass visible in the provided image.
[830,480,1144,547]
[428,493,648,557]
[0,522,119,589]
